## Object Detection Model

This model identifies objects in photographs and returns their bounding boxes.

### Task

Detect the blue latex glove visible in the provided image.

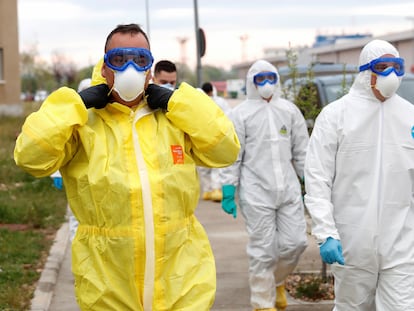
[221,184,237,218]
[319,237,345,265]
[52,177,63,190]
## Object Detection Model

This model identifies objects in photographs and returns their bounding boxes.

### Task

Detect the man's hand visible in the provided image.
[78,84,110,109]
[145,83,173,110]
[319,237,345,265]
[52,177,63,190]
[221,184,237,218]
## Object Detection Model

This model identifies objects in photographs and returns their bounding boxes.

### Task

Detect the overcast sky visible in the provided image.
[18,0,414,70]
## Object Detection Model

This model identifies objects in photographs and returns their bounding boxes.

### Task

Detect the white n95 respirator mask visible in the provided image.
[375,72,401,98]
[257,83,275,99]
[113,65,147,102]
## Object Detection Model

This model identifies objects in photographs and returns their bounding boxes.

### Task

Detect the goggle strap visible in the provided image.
[359,63,370,72]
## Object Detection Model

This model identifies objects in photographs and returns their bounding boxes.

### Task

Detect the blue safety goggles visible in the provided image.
[253,72,278,86]
[359,57,404,77]
[104,47,154,72]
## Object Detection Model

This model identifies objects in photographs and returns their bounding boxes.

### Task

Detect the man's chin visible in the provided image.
[113,92,143,107]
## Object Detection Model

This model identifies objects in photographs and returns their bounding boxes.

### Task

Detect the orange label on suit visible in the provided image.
[171,145,184,164]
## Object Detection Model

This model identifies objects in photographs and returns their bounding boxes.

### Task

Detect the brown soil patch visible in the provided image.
[0,223,32,231]
[286,273,335,302]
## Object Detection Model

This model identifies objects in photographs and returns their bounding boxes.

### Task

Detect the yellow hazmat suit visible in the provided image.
[14,72,240,309]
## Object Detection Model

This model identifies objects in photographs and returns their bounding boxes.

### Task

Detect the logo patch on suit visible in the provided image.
[279,125,288,135]
[171,145,184,164]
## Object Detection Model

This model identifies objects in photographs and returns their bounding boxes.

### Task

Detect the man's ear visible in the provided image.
[101,62,107,79]
[91,58,107,86]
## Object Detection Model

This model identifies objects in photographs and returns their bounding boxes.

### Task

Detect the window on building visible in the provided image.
[0,48,3,81]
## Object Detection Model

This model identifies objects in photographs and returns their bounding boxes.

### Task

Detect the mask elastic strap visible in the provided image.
[370,72,377,89]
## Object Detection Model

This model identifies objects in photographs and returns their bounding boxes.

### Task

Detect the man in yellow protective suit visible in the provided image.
[14,23,240,311]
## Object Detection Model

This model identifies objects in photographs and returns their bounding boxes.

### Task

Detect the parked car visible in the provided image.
[285,73,414,108]
[396,73,414,103]
[283,72,414,129]
[278,62,359,84]
[283,73,356,108]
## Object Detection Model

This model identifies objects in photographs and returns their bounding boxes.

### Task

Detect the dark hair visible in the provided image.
[154,60,177,74]
[201,82,213,94]
[105,23,150,52]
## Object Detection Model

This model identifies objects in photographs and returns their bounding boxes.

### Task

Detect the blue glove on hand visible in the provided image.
[52,177,63,190]
[221,184,237,218]
[319,237,345,265]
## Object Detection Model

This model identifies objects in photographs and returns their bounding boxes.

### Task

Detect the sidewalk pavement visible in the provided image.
[31,199,334,311]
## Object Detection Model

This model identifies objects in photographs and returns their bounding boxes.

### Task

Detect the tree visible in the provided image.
[20,44,55,97]
[51,51,77,88]
[20,44,94,96]
[176,63,197,86]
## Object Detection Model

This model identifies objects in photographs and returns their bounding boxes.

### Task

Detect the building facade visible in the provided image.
[232,29,414,81]
[309,30,414,72]
[0,0,20,108]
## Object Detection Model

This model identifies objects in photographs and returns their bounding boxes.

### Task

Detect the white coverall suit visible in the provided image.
[220,60,309,309]
[305,40,414,310]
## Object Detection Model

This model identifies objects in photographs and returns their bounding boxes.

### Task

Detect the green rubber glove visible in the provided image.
[221,184,237,218]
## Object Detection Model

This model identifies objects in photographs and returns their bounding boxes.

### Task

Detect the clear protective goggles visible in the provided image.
[359,57,404,77]
[253,71,278,86]
[104,47,154,72]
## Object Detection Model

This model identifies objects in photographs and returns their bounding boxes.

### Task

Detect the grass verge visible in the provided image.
[0,104,67,310]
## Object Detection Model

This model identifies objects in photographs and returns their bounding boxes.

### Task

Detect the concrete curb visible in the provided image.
[30,221,69,311]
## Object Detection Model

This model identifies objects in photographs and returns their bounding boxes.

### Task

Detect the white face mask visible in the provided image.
[160,83,175,91]
[113,65,147,102]
[257,83,275,99]
[375,72,401,98]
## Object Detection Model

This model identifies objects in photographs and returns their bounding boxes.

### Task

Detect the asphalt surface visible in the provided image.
[31,199,334,311]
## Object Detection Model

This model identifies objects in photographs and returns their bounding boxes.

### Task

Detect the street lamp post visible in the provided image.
[194,0,202,87]
[145,0,150,39]
[406,16,414,73]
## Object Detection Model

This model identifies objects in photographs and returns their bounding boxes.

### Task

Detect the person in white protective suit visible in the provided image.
[220,60,309,311]
[304,39,414,310]
[198,82,232,202]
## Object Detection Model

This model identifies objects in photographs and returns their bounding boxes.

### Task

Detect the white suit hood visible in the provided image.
[352,39,400,99]
[246,60,282,100]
